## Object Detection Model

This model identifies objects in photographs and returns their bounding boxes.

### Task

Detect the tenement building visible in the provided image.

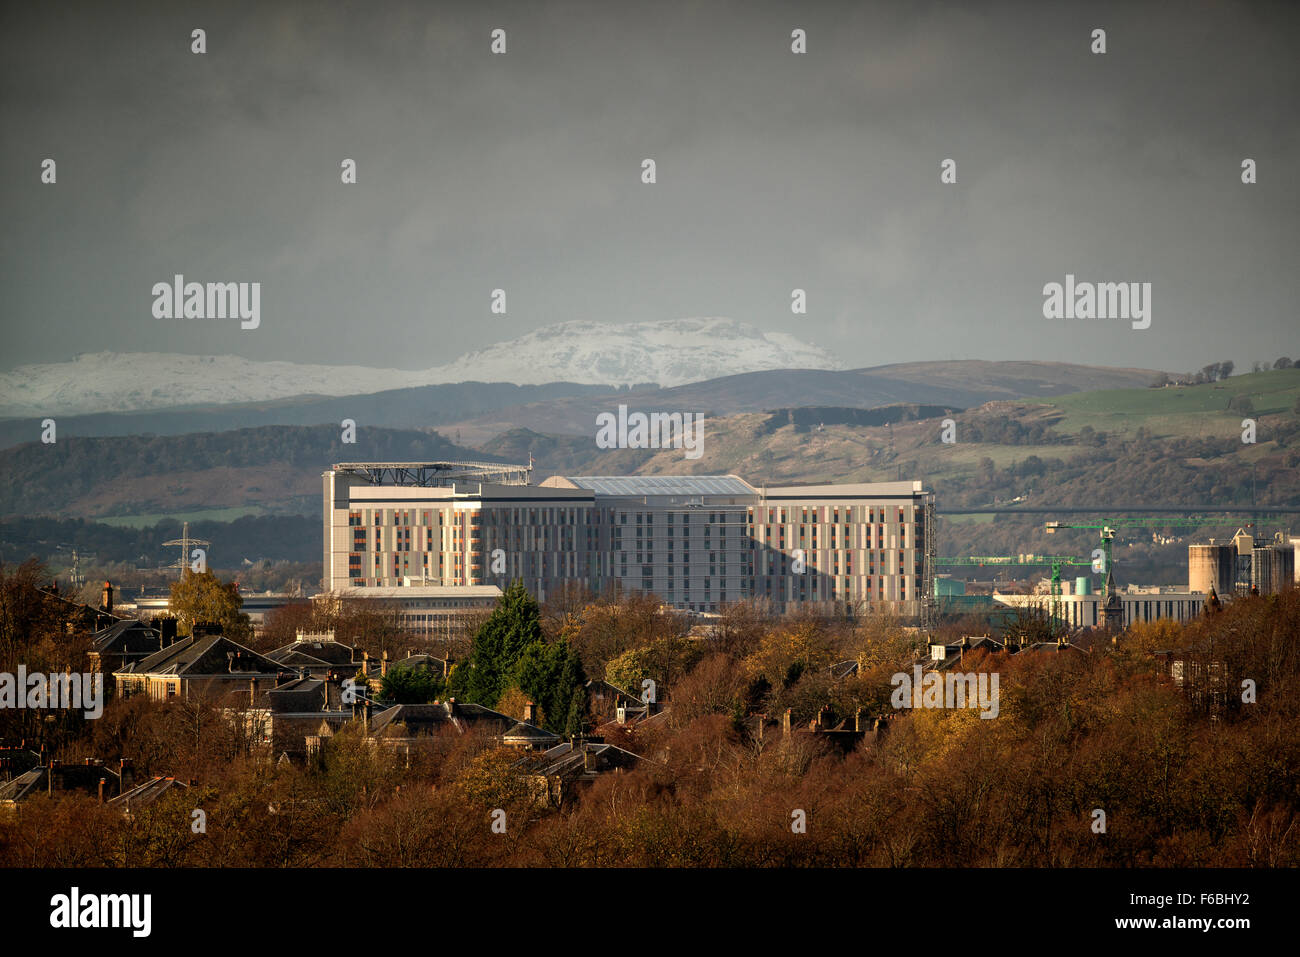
[322,462,935,618]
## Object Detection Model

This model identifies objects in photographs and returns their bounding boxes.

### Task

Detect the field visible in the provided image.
[96,506,268,528]
[1040,369,1300,438]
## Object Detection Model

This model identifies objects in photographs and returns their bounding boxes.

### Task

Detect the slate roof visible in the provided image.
[269,639,358,667]
[367,701,515,738]
[929,636,1010,671]
[266,648,332,668]
[107,776,190,812]
[830,659,860,679]
[92,619,161,654]
[1024,641,1089,654]
[118,634,283,677]
[389,653,448,672]
[514,741,642,779]
[585,679,642,706]
[503,722,560,745]
[0,768,45,803]
[367,704,450,738]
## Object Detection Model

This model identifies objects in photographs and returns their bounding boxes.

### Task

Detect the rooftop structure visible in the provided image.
[331,461,532,487]
[561,475,756,498]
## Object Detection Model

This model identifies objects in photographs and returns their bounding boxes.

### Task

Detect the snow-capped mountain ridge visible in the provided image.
[0,318,844,416]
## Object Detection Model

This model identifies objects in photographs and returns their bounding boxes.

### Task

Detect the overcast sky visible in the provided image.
[2,0,1297,376]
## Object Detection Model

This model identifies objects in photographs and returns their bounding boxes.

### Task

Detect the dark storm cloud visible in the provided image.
[1,0,1296,374]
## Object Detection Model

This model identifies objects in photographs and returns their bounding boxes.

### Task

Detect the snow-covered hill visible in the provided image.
[0,318,843,416]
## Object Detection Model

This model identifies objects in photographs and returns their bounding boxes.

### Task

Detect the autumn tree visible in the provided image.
[605,633,704,700]
[559,591,688,678]
[168,569,252,641]
[257,600,316,651]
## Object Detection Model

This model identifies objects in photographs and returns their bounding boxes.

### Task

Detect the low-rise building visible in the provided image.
[107,776,190,815]
[0,758,133,813]
[513,739,643,808]
[994,586,1206,629]
[113,632,289,704]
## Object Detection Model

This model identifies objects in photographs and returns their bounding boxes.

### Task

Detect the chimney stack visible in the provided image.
[101,580,113,615]
[381,650,389,677]
[523,701,537,725]
[119,758,134,790]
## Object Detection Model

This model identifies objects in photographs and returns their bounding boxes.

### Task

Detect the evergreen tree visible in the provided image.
[463,580,543,706]
[379,664,444,704]
[512,637,587,734]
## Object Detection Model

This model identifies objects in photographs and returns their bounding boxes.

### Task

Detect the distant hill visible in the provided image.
[0,425,509,520]
[0,358,1166,451]
[10,370,1290,524]
[858,360,1165,398]
[2,371,1296,587]
[440,360,1166,444]
[0,318,841,416]
[0,381,616,450]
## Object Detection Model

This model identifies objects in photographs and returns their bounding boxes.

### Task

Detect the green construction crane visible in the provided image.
[1041,515,1271,631]
[936,554,1093,636]
[1043,515,1279,570]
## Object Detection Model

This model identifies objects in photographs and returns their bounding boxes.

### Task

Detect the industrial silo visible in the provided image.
[1188,543,1235,595]
[1249,545,1293,595]
[1256,544,1295,594]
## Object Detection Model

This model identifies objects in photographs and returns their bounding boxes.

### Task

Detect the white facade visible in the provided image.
[324,466,935,617]
[994,589,1207,628]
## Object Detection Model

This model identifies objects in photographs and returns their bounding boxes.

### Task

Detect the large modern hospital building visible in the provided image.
[323,462,936,619]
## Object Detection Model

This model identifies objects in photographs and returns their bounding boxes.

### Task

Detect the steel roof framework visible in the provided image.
[332,461,532,487]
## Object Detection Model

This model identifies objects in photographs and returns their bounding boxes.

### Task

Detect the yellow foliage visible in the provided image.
[744,622,838,684]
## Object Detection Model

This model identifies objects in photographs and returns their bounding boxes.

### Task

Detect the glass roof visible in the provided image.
[566,475,756,497]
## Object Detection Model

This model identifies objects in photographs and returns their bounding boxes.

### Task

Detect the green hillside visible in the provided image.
[1042,369,1300,438]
